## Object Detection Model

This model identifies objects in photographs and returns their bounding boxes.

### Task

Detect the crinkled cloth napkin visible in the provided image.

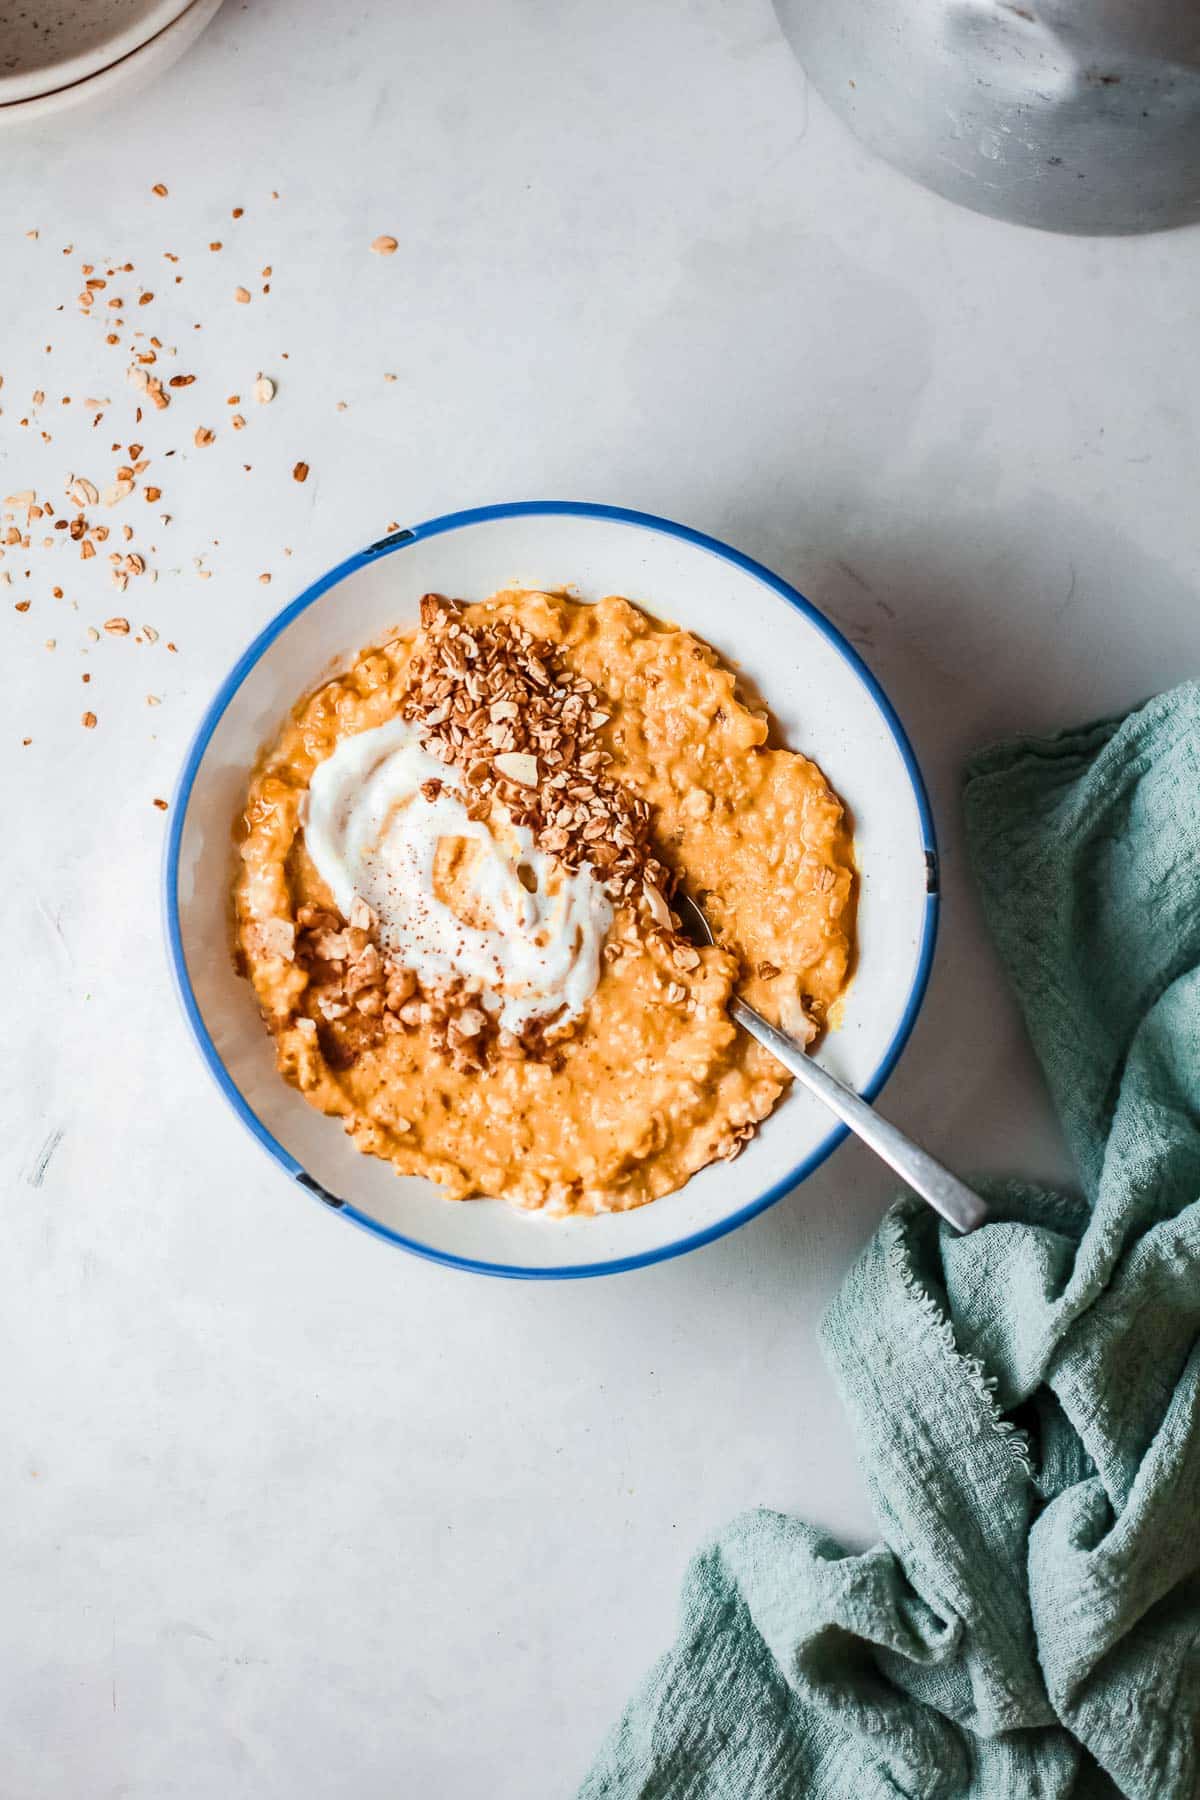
[580,686,1200,1800]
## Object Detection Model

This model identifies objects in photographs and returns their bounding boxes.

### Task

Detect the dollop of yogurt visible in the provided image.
[302,715,612,1034]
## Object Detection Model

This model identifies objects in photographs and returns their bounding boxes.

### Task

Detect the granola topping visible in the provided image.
[399,594,674,914]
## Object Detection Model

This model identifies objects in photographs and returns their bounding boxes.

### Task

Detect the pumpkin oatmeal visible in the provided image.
[234,588,855,1215]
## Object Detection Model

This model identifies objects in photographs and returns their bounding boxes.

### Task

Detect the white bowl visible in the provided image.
[0,0,222,126]
[165,503,938,1279]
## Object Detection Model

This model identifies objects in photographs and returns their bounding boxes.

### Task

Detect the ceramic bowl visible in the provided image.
[165,502,938,1279]
[0,0,222,126]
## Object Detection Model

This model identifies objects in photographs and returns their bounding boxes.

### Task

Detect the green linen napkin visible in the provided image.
[581,684,1200,1800]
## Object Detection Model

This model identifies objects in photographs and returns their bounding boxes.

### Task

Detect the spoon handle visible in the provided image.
[730,998,988,1234]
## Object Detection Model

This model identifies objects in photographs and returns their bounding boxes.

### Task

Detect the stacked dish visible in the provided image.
[0,0,223,126]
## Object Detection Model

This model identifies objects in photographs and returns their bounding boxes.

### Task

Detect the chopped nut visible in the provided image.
[643,881,673,930]
[494,751,539,786]
[385,968,417,1009]
[254,917,295,960]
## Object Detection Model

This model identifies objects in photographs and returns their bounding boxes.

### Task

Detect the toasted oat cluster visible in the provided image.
[401,593,676,912]
[235,588,856,1215]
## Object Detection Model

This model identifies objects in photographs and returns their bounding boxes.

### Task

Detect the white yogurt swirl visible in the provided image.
[302,715,612,1034]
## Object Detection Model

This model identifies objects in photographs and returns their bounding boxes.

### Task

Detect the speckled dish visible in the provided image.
[165,502,939,1280]
[0,0,222,123]
[0,0,192,101]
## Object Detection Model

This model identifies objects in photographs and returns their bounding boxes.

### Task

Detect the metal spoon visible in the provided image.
[673,892,987,1234]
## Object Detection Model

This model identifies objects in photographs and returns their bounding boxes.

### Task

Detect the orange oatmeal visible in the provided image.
[234,589,855,1214]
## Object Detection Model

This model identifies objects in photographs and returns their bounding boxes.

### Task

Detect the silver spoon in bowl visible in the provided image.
[673,892,987,1234]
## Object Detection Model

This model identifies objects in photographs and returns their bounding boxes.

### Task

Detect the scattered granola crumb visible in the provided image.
[232,207,244,219]
[82,711,97,728]
[259,572,271,584]
[104,617,130,635]
[231,414,246,431]
[194,426,215,447]
[292,461,309,483]
[153,797,169,810]
[152,184,168,197]
[371,235,399,256]
[253,375,275,404]
[146,694,161,706]
[234,287,251,304]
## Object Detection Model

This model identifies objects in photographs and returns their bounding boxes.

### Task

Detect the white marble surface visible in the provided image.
[3,2,1199,1794]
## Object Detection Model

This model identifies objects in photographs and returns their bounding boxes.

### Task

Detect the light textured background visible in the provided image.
[2,2,1199,1795]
